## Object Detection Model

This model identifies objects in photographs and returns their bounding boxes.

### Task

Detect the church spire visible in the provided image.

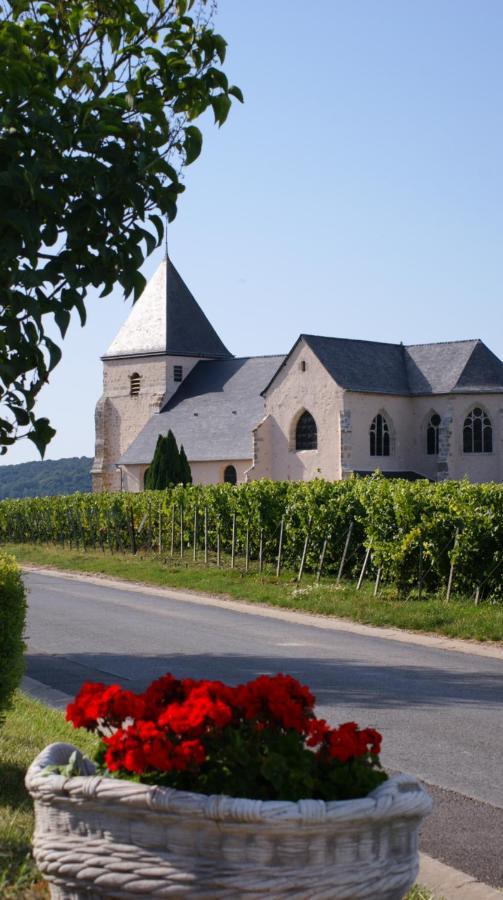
[104,257,232,360]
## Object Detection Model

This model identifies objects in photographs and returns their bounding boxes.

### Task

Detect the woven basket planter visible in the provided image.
[26,742,432,899]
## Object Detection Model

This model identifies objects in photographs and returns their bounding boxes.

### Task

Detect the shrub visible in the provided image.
[0,552,26,724]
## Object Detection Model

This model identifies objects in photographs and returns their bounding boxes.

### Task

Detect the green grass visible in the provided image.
[406,889,442,900]
[0,693,439,899]
[0,692,98,897]
[6,542,503,642]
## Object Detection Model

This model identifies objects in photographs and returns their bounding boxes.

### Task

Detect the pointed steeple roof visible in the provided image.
[104,257,232,360]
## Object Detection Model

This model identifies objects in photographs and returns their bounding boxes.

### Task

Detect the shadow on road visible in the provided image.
[25,651,503,709]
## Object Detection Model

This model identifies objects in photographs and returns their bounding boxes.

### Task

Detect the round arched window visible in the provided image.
[295,411,318,450]
[224,465,237,485]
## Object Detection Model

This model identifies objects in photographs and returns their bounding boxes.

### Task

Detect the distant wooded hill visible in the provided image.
[0,457,93,499]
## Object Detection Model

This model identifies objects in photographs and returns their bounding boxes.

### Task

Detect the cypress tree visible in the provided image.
[145,431,191,488]
[164,430,180,485]
[179,445,192,485]
[144,435,164,490]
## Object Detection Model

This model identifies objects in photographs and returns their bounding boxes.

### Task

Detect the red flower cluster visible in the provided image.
[324,721,382,764]
[66,673,383,785]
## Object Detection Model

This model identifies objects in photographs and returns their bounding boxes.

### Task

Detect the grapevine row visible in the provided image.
[1,477,503,599]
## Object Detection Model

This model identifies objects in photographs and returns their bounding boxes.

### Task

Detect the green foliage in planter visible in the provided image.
[0,553,26,725]
[1,476,503,598]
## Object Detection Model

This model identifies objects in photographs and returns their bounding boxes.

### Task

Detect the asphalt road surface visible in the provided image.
[24,570,503,888]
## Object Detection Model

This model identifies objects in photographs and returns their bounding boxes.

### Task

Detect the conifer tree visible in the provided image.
[179,445,192,485]
[163,430,181,486]
[144,431,192,489]
[144,435,164,490]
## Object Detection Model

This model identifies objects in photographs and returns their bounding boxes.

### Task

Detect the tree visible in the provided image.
[162,429,181,485]
[145,429,191,488]
[179,443,192,484]
[144,434,164,490]
[0,0,242,456]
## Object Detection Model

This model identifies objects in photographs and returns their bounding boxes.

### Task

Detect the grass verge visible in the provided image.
[1,693,438,899]
[0,692,98,898]
[6,542,503,642]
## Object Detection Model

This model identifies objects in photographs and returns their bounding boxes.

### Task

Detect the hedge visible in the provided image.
[0,552,26,724]
[0,477,502,599]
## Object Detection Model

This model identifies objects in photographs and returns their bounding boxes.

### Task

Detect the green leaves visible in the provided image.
[211,93,231,127]
[0,0,241,455]
[183,124,202,164]
[27,418,57,458]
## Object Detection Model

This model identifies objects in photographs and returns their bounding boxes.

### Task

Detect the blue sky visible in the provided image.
[4,0,503,464]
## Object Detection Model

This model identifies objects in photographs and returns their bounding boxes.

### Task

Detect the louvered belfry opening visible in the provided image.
[130,372,141,396]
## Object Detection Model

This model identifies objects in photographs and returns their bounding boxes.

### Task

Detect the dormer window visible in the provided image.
[174,365,183,382]
[130,372,141,396]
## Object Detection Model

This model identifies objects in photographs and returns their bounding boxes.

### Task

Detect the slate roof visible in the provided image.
[262,335,503,396]
[104,257,232,360]
[120,355,285,465]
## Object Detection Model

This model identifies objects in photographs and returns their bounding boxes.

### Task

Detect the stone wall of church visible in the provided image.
[441,394,503,482]
[343,392,503,482]
[247,341,344,482]
[122,459,251,491]
[91,354,200,492]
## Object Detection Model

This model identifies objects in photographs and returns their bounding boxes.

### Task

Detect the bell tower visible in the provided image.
[91,257,232,492]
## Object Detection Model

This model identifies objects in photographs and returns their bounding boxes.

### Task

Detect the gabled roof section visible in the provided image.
[262,335,503,397]
[404,340,478,393]
[120,355,285,465]
[303,334,410,394]
[104,257,232,360]
[452,340,503,392]
[261,335,410,396]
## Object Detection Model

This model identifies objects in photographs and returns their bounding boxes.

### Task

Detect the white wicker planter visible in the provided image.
[26,742,432,900]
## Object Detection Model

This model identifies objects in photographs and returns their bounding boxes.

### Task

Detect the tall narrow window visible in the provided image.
[295,411,317,450]
[463,407,492,453]
[370,413,391,457]
[130,372,141,396]
[224,464,237,485]
[173,365,183,382]
[427,413,441,455]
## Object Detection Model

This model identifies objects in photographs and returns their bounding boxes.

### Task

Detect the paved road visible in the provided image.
[24,571,503,888]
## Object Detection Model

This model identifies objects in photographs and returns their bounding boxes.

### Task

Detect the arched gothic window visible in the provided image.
[463,407,492,453]
[370,413,391,457]
[224,464,237,485]
[130,372,141,396]
[427,412,441,455]
[295,411,318,450]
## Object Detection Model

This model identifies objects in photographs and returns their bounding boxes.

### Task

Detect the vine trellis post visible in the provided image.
[357,543,372,591]
[336,521,354,584]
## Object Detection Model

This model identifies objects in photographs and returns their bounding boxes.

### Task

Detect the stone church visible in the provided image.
[92,257,503,492]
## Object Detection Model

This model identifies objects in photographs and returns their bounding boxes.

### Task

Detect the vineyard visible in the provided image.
[1,477,503,601]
